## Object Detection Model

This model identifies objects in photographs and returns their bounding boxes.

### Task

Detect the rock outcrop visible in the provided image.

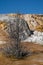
[0,14,43,31]
[0,15,33,42]
[0,14,43,44]
[23,31,43,45]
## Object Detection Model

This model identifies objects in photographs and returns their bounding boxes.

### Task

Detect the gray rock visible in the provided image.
[4,17,32,41]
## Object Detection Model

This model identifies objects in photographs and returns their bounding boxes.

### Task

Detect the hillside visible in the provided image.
[0,14,43,31]
[0,14,43,44]
[0,14,43,65]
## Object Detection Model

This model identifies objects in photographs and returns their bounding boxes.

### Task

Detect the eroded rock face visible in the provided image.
[0,14,43,44]
[6,17,33,41]
[0,14,43,29]
[0,14,43,31]
[0,16,33,42]
[23,14,43,31]
[23,31,43,45]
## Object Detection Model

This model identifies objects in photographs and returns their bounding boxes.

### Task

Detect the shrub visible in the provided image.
[3,15,29,59]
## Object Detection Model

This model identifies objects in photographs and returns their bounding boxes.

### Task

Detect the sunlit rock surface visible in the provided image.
[23,31,43,45]
[0,14,43,45]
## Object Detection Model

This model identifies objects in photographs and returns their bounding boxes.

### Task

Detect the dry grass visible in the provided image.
[35,25,43,32]
[0,42,43,65]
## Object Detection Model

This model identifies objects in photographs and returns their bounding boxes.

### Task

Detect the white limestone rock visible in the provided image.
[23,31,43,45]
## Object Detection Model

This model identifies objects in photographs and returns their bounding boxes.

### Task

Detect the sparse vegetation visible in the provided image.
[3,15,30,59]
[0,14,43,65]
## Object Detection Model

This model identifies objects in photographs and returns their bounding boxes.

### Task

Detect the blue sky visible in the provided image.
[0,0,43,14]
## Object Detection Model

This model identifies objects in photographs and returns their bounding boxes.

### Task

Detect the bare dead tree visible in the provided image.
[3,14,32,58]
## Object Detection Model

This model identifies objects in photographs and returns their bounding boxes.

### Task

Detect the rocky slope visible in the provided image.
[0,14,43,44]
[0,14,43,31]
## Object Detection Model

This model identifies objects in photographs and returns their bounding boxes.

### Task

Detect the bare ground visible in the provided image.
[0,42,43,65]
